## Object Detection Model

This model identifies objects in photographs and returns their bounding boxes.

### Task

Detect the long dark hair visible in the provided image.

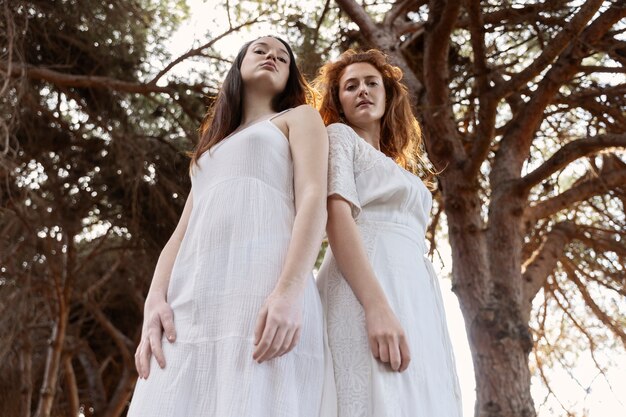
[191,36,312,167]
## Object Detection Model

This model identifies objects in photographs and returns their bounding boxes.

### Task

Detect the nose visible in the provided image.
[265,50,277,61]
[358,83,369,96]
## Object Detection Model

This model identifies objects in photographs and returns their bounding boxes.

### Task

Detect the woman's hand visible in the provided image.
[134,296,177,379]
[252,290,303,363]
[364,303,411,372]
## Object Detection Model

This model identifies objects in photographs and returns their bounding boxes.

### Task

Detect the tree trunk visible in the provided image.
[470,310,535,417]
[34,235,73,417]
[64,356,80,417]
[19,335,33,417]
[441,170,537,417]
[33,306,69,417]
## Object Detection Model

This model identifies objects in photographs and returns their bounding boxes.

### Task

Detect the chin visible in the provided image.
[350,114,381,125]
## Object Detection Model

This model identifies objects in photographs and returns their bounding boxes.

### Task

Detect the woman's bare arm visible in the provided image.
[326,196,411,372]
[135,190,193,378]
[252,105,329,363]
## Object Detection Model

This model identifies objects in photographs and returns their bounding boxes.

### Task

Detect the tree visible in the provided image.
[0,1,199,416]
[2,1,625,416]
[330,0,625,416]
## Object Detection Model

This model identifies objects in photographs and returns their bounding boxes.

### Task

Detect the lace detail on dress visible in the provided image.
[325,258,370,417]
[351,140,388,179]
[324,222,382,417]
[327,123,390,219]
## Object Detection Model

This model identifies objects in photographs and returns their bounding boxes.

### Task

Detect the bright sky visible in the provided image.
[162,2,626,416]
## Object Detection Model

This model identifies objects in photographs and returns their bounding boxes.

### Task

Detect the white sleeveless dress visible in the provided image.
[317,123,462,417]
[128,116,333,417]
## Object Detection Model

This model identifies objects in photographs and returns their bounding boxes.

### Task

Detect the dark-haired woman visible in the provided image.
[128,36,334,417]
[314,49,462,416]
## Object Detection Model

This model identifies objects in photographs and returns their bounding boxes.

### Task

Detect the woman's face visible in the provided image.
[240,37,290,96]
[338,62,386,126]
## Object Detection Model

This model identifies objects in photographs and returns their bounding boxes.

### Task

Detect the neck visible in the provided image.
[349,121,381,150]
[241,89,275,126]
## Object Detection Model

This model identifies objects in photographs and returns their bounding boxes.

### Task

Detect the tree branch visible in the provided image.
[76,342,106,412]
[456,1,570,29]
[525,168,626,224]
[520,133,626,190]
[577,64,626,74]
[335,0,378,41]
[335,0,424,97]
[422,0,466,168]
[464,0,498,178]
[383,0,427,28]
[491,4,625,186]
[492,0,605,99]
[86,297,137,417]
[149,16,265,85]
[554,93,626,131]
[63,355,79,416]
[574,226,626,257]
[521,222,575,318]
[2,62,177,94]
[313,0,332,47]
[564,259,626,348]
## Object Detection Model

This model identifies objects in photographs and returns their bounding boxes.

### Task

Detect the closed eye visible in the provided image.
[278,57,288,63]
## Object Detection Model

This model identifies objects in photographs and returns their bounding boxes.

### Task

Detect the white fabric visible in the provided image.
[317,123,463,417]
[128,117,334,417]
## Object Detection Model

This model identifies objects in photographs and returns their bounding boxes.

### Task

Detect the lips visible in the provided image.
[260,61,277,71]
[356,100,373,108]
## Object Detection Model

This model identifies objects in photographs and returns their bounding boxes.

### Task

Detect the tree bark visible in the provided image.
[19,335,33,417]
[63,356,80,417]
[33,306,69,417]
[34,235,73,417]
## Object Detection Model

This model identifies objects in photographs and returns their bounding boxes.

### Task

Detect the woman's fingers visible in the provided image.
[369,336,380,359]
[149,326,166,369]
[378,338,390,364]
[399,335,411,372]
[277,328,296,357]
[388,336,402,371]
[135,300,176,379]
[134,340,144,377]
[253,319,278,362]
[253,305,268,346]
[139,338,152,379]
[285,327,301,354]
[261,325,289,362]
[160,308,177,342]
[369,330,411,372]
[252,292,303,363]
[365,306,411,372]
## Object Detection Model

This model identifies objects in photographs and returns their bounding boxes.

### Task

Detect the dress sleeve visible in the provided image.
[327,123,361,219]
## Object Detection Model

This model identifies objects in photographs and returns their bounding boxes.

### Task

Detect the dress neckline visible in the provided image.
[225,108,292,141]
[345,123,425,182]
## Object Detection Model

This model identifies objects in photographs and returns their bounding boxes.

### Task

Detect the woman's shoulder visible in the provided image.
[273,105,323,138]
[327,122,354,136]
[283,104,321,120]
[326,123,359,146]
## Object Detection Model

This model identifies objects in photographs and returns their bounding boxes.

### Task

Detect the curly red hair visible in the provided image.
[314,49,427,173]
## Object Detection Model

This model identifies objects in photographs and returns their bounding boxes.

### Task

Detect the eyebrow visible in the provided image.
[342,75,381,84]
[251,42,289,57]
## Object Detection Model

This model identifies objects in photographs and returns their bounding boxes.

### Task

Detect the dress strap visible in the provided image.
[269,108,292,120]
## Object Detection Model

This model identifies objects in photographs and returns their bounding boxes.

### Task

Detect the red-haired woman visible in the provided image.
[315,49,462,416]
[128,36,334,417]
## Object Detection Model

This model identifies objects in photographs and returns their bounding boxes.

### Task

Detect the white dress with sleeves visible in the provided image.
[317,123,462,417]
